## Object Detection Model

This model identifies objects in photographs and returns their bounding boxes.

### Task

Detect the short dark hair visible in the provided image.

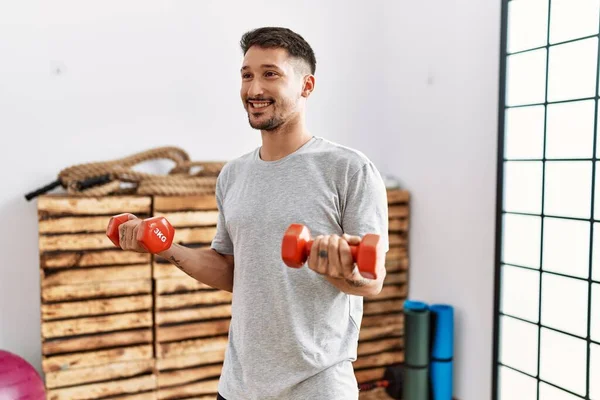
[240,27,316,75]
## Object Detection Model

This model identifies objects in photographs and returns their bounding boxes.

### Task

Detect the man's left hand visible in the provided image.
[307,233,366,281]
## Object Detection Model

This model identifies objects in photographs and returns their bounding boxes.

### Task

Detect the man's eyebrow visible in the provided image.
[240,64,283,72]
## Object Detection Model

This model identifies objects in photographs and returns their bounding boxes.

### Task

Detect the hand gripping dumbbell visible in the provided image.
[281,223,381,279]
[106,213,175,254]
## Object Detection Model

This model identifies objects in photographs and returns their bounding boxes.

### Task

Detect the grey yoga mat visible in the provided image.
[403,300,430,400]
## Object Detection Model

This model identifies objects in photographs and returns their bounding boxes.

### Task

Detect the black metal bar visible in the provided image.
[492,0,510,398]
[508,33,600,56]
[506,96,596,109]
[503,262,597,283]
[502,210,597,223]
[536,1,552,397]
[585,6,600,399]
[500,312,590,342]
[504,158,597,162]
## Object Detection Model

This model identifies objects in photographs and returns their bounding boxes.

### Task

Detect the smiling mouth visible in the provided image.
[248,101,273,110]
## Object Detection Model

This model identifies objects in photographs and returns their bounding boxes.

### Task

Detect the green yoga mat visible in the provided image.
[404,300,430,366]
[403,366,429,400]
[403,300,431,400]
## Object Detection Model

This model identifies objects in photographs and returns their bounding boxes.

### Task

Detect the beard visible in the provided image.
[246,100,284,131]
[248,114,283,131]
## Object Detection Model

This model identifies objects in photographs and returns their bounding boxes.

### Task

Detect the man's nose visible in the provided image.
[247,79,264,98]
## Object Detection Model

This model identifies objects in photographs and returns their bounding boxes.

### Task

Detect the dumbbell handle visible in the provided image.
[304,239,359,260]
[106,213,174,254]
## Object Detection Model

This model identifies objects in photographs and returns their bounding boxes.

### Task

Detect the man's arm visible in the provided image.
[158,244,234,292]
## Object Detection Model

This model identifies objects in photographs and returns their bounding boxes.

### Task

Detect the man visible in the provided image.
[117,27,389,400]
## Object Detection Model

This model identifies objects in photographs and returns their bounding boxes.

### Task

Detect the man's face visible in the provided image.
[240,46,308,131]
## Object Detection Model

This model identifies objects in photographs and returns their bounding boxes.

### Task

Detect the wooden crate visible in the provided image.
[356,188,408,392]
[38,195,157,400]
[152,195,229,400]
[37,188,409,399]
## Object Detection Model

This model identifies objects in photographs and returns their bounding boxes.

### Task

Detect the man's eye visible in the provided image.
[265,71,278,77]
[242,73,252,79]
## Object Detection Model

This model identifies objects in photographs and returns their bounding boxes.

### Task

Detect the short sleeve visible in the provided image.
[210,174,234,255]
[341,161,389,252]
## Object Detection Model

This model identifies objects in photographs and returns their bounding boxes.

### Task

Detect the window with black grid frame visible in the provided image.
[494,0,600,399]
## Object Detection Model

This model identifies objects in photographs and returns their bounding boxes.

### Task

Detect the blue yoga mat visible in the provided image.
[429,304,454,400]
[430,304,454,360]
[430,360,453,400]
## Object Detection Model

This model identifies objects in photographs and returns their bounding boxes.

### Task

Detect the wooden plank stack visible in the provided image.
[37,196,157,400]
[36,188,409,400]
[355,188,409,396]
[152,195,230,400]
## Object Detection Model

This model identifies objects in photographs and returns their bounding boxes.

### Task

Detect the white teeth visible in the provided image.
[251,102,271,109]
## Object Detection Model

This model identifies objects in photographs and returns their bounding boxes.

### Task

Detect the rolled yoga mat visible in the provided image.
[430,304,454,400]
[403,300,430,400]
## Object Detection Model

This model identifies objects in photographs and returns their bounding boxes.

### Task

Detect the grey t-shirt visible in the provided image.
[211,136,389,400]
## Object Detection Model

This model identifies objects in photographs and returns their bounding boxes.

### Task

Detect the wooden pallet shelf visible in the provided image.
[36,188,409,399]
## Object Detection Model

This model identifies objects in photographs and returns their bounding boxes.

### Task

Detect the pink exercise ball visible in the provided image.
[0,350,45,400]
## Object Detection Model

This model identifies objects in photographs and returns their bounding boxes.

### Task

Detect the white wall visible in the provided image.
[371,2,502,399]
[0,1,501,399]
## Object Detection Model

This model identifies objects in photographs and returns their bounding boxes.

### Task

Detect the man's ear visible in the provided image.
[302,75,315,98]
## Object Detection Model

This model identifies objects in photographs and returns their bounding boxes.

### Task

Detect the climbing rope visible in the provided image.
[25,146,226,200]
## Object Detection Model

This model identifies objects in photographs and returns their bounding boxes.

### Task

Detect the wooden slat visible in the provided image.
[354,351,404,370]
[386,189,409,204]
[155,277,213,294]
[42,311,152,339]
[360,323,404,341]
[109,393,157,400]
[42,295,152,320]
[38,196,151,216]
[357,337,403,356]
[39,215,128,234]
[157,337,228,361]
[42,279,152,302]
[386,246,407,263]
[158,364,222,388]
[386,257,408,272]
[41,250,150,269]
[388,205,408,219]
[156,291,232,310]
[46,374,156,400]
[173,227,217,244]
[43,329,153,355]
[355,367,386,383]
[108,393,157,400]
[40,232,117,251]
[156,319,230,343]
[42,344,153,373]
[366,284,407,301]
[45,359,155,389]
[156,304,232,325]
[154,211,218,228]
[383,272,407,286]
[362,314,403,328]
[363,299,404,316]
[153,195,217,212]
[157,379,219,400]
[388,218,409,232]
[42,264,151,287]
[388,233,406,247]
[157,349,226,370]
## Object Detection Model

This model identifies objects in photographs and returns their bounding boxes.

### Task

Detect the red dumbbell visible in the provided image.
[106,213,175,254]
[281,223,381,279]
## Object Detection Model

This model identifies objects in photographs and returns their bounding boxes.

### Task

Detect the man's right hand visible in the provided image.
[114,214,149,253]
